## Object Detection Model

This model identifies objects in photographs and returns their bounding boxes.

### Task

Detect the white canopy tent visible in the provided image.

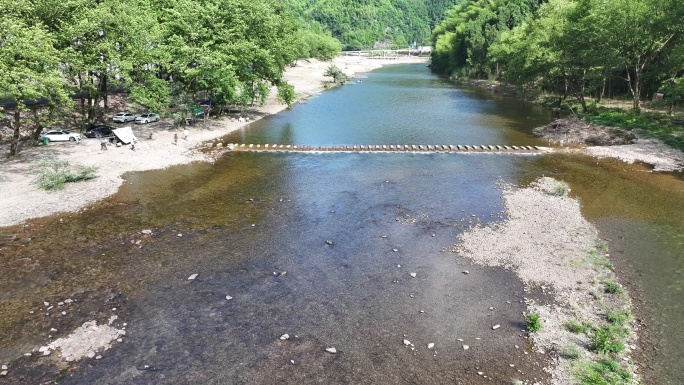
[111,126,138,145]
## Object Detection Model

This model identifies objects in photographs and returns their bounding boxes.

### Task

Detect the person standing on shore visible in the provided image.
[183,128,189,141]
[174,133,178,145]
[100,138,107,151]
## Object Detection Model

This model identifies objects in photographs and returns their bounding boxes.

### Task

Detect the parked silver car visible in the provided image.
[134,113,160,124]
[112,112,136,123]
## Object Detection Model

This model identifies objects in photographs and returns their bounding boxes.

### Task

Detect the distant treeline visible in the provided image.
[431,0,684,112]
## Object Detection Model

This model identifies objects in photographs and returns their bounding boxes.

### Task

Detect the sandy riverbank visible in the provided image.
[455,177,639,384]
[0,56,429,228]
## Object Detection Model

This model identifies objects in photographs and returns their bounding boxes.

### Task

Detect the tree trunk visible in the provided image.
[31,108,45,140]
[578,94,588,113]
[626,65,642,113]
[9,109,21,157]
[102,75,108,112]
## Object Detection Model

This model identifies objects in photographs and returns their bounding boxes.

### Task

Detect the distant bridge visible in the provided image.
[341,48,432,59]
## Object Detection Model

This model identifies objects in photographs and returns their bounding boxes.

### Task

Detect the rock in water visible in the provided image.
[427,343,435,349]
[492,324,500,330]
[280,334,290,340]
[410,273,417,278]
[403,339,411,346]
[187,274,198,280]
[325,347,337,354]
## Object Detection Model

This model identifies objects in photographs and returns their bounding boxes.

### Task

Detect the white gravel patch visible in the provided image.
[48,321,125,362]
[585,138,684,172]
[454,177,638,384]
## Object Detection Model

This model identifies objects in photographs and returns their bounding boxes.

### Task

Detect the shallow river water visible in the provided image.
[1,63,683,384]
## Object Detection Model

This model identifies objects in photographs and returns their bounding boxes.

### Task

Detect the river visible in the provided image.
[0,63,682,384]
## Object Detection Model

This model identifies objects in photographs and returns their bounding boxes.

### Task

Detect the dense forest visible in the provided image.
[431,0,684,112]
[0,0,344,156]
[284,0,461,50]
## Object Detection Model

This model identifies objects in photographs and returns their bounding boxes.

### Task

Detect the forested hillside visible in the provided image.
[285,0,461,50]
[431,0,684,112]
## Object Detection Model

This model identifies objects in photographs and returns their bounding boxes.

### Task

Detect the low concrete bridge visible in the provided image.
[206,143,549,155]
[341,48,431,58]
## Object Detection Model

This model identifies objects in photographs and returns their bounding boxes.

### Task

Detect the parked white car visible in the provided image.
[134,113,160,124]
[40,130,81,142]
[112,112,136,123]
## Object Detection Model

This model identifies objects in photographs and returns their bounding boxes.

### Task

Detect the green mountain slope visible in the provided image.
[285,0,461,50]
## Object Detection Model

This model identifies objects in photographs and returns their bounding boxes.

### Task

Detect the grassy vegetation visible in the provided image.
[526,313,542,332]
[606,311,631,326]
[578,108,684,151]
[573,359,633,385]
[566,320,593,334]
[590,326,628,354]
[554,181,570,196]
[31,157,97,190]
[561,344,583,359]
[603,280,623,294]
[588,249,614,270]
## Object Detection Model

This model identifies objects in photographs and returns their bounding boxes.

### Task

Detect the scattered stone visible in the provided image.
[39,346,49,352]
[177,233,183,237]
[61,311,66,315]
[463,345,470,350]
[403,339,411,346]
[24,353,31,356]
[397,264,401,268]
[392,248,398,252]
[225,295,233,300]
[290,360,295,364]
[95,355,102,360]
[141,229,152,235]
[457,338,464,342]
[325,347,337,354]
[187,274,198,280]
[325,240,333,245]
[410,273,417,278]
[492,324,501,330]
[477,371,484,375]
[0,370,6,376]
[462,270,469,275]
[280,334,290,341]
[427,343,435,349]
[1,365,7,370]
[44,302,49,306]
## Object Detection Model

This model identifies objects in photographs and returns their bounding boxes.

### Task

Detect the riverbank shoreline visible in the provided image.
[458,79,684,172]
[455,177,640,384]
[0,56,429,228]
